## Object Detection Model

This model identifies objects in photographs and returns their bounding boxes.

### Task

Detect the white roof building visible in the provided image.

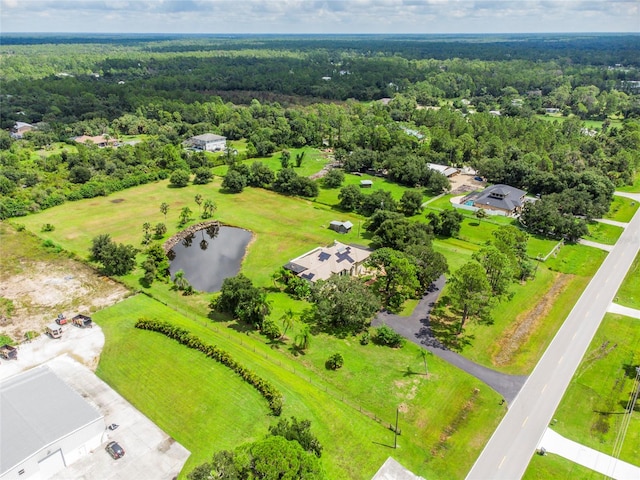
[0,367,104,480]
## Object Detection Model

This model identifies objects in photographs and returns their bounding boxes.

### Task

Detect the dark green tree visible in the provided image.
[338,184,364,212]
[367,247,420,311]
[399,189,424,216]
[169,169,190,187]
[222,169,247,193]
[448,261,494,335]
[310,275,381,334]
[322,169,345,188]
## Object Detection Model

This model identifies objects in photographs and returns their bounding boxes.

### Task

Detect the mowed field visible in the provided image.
[13,171,619,477]
[16,179,509,478]
[94,294,504,479]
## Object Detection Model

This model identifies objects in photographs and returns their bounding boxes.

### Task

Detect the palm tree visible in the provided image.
[296,325,311,351]
[160,202,169,222]
[142,222,151,235]
[194,194,203,214]
[179,206,192,226]
[418,349,430,376]
[203,199,217,219]
[280,309,295,339]
[173,270,190,291]
[475,208,487,224]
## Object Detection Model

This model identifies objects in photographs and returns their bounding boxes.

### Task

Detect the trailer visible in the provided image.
[0,344,17,360]
[72,314,92,328]
[46,323,63,339]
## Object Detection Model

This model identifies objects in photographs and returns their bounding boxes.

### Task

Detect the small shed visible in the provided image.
[329,221,353,234]
[360,180,373,188]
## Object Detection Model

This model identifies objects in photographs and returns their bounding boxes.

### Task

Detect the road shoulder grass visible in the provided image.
[550,313,640,466]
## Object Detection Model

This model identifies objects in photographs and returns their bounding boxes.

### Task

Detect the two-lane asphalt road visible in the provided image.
[467,195,640,480]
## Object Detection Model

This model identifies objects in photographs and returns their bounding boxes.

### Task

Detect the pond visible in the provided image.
[168,225,252,292]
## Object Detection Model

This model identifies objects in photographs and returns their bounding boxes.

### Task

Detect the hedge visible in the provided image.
[135,318,283,415]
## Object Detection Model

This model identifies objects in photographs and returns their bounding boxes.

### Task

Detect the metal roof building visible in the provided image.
[0,366,104,480]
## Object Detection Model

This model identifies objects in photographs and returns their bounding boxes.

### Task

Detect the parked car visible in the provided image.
[0,344,17,360]
[46,323,63,339]
[105,441,125,459]
[55,314,67,325]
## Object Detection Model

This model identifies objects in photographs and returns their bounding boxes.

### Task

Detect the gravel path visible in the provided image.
[371,275,527,403]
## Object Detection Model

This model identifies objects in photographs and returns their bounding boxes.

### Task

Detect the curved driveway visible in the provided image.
[467,192,640,480]
[372,275,527,403]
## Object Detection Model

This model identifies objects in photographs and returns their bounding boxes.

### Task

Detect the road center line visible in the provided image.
[522,416,528,428]
[558,355,564,364]
[541,384,547,393]
[498,456,506,469]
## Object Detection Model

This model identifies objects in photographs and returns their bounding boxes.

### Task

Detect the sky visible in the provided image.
[1,0,639,35]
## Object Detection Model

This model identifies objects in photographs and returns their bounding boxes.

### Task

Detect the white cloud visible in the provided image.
[0,0,637,33]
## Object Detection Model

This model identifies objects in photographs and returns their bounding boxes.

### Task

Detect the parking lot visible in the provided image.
[0,325,190,480]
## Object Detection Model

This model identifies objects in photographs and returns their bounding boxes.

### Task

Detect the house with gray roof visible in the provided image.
[185,133,227,152]
[284,241,371,282]
[462,184,527,216]
[0,366,104,479]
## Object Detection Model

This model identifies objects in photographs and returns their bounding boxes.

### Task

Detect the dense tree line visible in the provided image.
[1,35,639,243]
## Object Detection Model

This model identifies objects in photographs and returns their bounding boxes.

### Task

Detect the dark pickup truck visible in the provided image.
[72,314,92,328]
[0,344,18,360]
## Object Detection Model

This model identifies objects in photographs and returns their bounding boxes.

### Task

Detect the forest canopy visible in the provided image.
[1,33,638,240]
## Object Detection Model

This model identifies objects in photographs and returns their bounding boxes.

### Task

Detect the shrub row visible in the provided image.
[135,318,283,415]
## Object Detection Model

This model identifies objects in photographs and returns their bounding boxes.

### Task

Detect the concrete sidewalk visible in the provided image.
[538,428,640,480]
[596,218,629,228]
[608,302,640,319]
[578,239,614,251]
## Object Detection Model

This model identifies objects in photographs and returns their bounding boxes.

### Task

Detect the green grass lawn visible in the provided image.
[616,251,640,309]
[16,177,364,287]
[94,294,504,479]
[460,243,605,374]
[315,172,422,208]
[523,453,601,480]
[585,221,624,245]
[551,314,640,465]
[212,147,329,178]
[606,195,640,222]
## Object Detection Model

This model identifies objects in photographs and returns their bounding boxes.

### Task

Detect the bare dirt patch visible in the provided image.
[449,174,485,195]
[0,224,130,342]
[491,273,572,367]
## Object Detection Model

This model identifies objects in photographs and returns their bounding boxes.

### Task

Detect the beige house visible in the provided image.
[72,134,117,147]
[285,241,371,283]
[10,122,34,139]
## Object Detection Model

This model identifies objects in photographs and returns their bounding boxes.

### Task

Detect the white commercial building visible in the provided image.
[0,366,104,480]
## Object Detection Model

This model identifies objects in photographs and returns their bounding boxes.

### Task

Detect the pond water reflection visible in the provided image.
[168,225,252,292]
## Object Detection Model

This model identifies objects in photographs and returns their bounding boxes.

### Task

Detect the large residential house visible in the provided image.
[72,134,117,148]
[10,122,34,139]
[284,241,371,283]
[186,133,227,152]
[462,184,527,216]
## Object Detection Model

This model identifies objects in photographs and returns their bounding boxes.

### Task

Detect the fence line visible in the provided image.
[138,291,397,432]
